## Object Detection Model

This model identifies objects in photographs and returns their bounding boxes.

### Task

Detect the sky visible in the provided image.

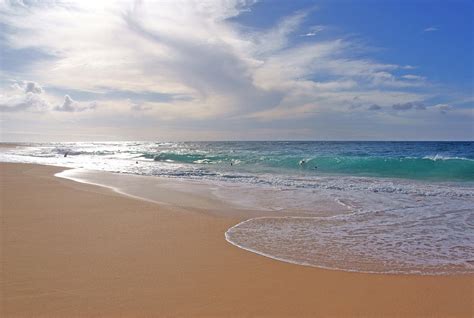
[0,0,473,141]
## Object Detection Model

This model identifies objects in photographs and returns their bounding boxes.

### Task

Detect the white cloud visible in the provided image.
[401,74,426,81]
[54,95,97,112]
[0,80,49,112]
[300,25,325,37]
[423,26,438,32]
[430,104,452,114]
[0,1,430,117]
[0,92,50,112]
[1,0,459,139]
[251,11,309,55]
[0,79,97,113]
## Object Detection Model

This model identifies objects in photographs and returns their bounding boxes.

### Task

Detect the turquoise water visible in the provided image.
[136,141,474,181]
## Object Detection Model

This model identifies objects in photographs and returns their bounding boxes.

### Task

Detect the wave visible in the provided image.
[422,154,473,161]
[138,151,474,181]
[146,152,230,164]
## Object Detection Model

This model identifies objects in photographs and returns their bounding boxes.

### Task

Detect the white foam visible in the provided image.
[422,154,473,161]
[225,202,474,275]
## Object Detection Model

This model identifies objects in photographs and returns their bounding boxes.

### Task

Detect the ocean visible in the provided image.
[1,141,473,274]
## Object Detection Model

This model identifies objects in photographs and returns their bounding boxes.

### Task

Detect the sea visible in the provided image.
[1,141,473,275]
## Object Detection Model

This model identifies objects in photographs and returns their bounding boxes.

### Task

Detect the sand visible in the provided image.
[1,163,472,317]
[0,143,23,149]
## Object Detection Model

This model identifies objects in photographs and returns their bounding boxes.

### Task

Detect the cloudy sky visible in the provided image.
[0,0,472,141]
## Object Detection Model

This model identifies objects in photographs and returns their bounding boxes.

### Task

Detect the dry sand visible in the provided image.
[1,163,472,317]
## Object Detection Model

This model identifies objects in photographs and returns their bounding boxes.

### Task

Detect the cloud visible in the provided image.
[2,0,466,141]
[24,81,43,94]
[54,95,97,112]
[430,104,452,114]
[300,25,325,37]
[8,80,44,94]
[392,102,426,111]
[0,92,50,112]
[252,11,309,55]
[131,104,150,111]
[0,0,432,121]
[0,80,48,112]
[423,27,438,32]
[0,79,97,113]
[368,104,382,111]
[401,74,426,81]
[129,99,152,112]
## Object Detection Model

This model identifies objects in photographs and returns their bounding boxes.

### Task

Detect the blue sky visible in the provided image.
[237,0,473,91]
[0,0,472,141]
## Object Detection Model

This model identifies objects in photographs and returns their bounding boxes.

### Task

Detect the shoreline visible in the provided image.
[55,166,473,276]
[1,162,473,317]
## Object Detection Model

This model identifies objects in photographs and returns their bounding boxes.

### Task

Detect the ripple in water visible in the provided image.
[225,207,474,275]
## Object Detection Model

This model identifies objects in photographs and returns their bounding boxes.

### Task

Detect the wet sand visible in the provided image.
[1,163,472,317]
[0,143,23,149]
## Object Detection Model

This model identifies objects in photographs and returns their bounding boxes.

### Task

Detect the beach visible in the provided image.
[1,162,472,317]
[1,0,473,315]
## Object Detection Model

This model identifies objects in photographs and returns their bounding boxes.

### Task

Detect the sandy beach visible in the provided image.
[1,162,472,317]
